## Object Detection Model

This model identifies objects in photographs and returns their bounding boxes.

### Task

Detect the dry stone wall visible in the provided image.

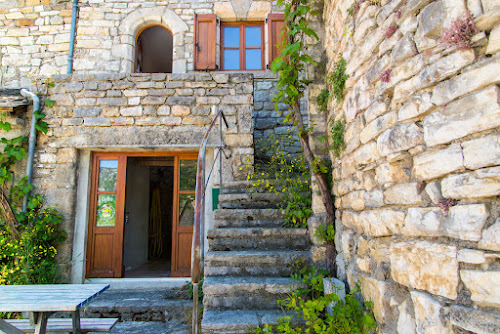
[322,0,500,332]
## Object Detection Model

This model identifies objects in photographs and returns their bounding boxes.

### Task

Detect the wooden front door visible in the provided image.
[86,154,127,278]
[171,155,197,277]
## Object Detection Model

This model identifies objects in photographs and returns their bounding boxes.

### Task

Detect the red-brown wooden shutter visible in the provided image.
[194,14,217,70]
[267,13,285,66]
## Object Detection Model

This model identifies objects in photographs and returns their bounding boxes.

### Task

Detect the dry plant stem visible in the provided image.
[288,1,337,275]
[0,187,19,240]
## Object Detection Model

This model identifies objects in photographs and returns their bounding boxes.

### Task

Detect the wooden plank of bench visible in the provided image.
[5,318,118,333]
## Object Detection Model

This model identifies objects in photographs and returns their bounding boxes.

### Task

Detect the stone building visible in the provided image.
[1,0,500,332]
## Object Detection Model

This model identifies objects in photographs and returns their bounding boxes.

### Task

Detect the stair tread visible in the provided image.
[201,309,296,333]
[208,227,308,235]
[206,249,309,258]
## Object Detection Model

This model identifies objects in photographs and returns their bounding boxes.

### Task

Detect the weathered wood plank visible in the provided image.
[0,284,109,312]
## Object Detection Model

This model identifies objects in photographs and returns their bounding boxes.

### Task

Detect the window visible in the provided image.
[135,25,173,73]
[221,22,264,71]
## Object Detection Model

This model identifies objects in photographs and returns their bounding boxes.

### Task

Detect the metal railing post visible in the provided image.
[191,106,229,334]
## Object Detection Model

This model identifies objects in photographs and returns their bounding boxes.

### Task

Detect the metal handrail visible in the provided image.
[191,105,229,334]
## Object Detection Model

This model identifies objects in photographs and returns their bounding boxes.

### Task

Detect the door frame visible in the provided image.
[85,151,198,279]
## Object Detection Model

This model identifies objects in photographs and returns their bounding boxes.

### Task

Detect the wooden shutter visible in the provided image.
[194,14,217,70]
[268,13,285,65]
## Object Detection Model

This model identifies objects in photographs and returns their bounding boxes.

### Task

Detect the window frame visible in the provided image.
[220,21,265,71]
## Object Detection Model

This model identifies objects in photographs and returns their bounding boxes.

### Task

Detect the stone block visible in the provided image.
[461,270,500,307]
[450,305,500,334]
[358,275,407,327]
[457,249,486,264]
[342,191,365,211]
[353,142,380,166]
[344,115,364,154]
[424,86,500,146]
[403,204,488,241]
[225,134,253,147]
[476,10,500,31]
[398,93,434,122]
[478,218,500,251]
[364,100,388,124]
[393,50,475,103]
[486,25,500,54]
[83,117,111,127]
[221,95,253,105]
[413,143,464,180]
[142,96,166,105]
[391,33,418,65]
[57,148,76,164]
[376,162,411,185]
[425,181,443,203]
[120,106,142,117]
[391,241,458,299]
[73,107,101,117]
[462,135,500,170]
[344,209,405,237]
[360,111,397,144]
[432,61,500,106]
[377,123,424,157]
[397,300,416,334]
[171,105,190,116]
[364,189,384,207]
[410,291,453,334]
[442,166,500,199]
[97,97,127,106]
[384,182,424,205]
[123,89,148,97]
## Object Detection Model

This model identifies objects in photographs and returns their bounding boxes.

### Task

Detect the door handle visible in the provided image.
[195,42,201,52]
[125,212,129,224]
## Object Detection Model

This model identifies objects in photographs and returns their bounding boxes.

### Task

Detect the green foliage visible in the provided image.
[316,89,330,113]
[0,92,65,291]
[314,223,335,243]
[0,195,66,285]
[245,133,312,228]
[187,275,204,301]
[327,57,349,102]
[255,264,377,334]
[329,119,346,158]
[271,0,319,130]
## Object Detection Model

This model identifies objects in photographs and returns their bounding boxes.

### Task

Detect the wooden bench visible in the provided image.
[4,318,118,333]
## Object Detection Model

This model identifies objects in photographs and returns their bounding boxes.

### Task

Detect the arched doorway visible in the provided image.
[135,26,173,73]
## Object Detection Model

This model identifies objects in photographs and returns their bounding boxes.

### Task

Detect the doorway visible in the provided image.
[85,152,197,279]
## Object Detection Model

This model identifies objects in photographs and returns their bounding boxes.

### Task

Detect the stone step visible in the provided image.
[205,250,310,277]
[207,227,309,251]
[218,193,280,209]
[201,309,298,334]
[203,276,302,310]
[213,208,285,228]
[90,321,190,334]
[82,289,191,323]
[219,180,253,194]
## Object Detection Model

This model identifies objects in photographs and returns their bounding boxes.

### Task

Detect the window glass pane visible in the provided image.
[180,160,197,191]
[97,160,118,192]
[179,193,195,226]
[245,26,261,47]
[224,27,239,47]
[224,49,240,70]
[96,194,116,227]
[245,49,262,70]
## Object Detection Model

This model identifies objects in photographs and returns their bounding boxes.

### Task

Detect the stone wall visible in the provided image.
[322,0,500,332]
[27,72,254,270]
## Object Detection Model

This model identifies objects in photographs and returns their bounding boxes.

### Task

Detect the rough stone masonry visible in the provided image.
[320,0,500,332]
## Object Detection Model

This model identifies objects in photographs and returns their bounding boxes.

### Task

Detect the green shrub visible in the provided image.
[327,57,349,102]
[255,264,377,334]
[246,133,312,228]
[0,195,66,285]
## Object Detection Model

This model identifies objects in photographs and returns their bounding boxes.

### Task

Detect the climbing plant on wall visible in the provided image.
[0,82,66,290]
[271,0,337,275]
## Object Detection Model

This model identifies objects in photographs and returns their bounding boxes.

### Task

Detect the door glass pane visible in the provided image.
[98,160,118,192]
[224,49,240,70]
[179,193,195,226]
[96,194,116,227]
[245,26,261,47]
[224,26,240,47]
[245,49,262,70]
[180,160,197,191]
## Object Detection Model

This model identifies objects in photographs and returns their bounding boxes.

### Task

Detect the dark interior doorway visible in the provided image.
[135,25,173,73]
[123,157,174,278]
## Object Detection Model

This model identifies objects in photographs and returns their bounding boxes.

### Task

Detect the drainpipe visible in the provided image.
[19,89,39,212]
[67,0,79,74]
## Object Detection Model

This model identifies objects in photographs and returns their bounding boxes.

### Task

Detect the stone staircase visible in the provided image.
[201,181,311,334]
[83,289,192,334]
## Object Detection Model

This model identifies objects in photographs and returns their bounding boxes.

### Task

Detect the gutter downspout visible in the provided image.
[67,0,78,74]
[19,89,39,212]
